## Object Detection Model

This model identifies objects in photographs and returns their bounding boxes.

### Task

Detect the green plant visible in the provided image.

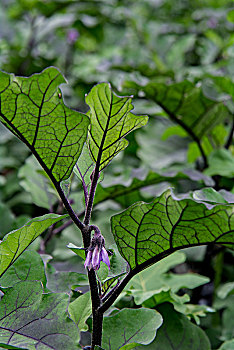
[0,67,233,350]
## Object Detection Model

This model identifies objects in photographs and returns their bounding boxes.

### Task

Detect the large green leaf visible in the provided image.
[135,303,211,350]
[126,252,209,305]
[86,83,148,171]
[0,67,89,182]
[0,214,67,278]
[94,169,213,208]
[125,80,229,140]
[102,308,162,350]
[111,189,234,271]
[0,281,79,349]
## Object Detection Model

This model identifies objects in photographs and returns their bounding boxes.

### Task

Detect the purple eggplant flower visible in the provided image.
[67,29,79,44]
[84,234,110,271]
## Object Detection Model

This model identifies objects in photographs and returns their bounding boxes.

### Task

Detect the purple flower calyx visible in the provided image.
[84,233,110,271]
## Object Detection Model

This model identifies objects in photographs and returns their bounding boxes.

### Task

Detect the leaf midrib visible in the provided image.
[32,73,59,147]
[94,87,113,172]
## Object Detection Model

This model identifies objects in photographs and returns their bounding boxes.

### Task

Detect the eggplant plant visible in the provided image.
[0,67,233,350]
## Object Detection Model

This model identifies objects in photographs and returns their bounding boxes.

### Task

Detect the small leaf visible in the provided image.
[102,308,162,350]
[0,213,67,278]
[111,189,234,271]
[135,303,211,350]
[0,67,89,182]
[0,281,79,349]
[68,292,92,331]
[86,83,148,171]
[102,273,126,296]
[67,243,86,260]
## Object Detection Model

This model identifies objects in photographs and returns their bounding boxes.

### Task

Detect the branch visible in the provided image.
[99,271,134,314]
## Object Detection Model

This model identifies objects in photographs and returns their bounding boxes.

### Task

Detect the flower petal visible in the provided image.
[84,250,92,270]
[101,247,110,270]
[92,245,101,270]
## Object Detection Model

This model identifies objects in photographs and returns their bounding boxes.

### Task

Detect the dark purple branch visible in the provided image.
[99,271,134,313]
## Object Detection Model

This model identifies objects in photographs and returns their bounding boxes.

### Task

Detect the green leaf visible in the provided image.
[221,296,234,341]
[46,264,88,294]
[218,339,234,350]
[101,273,126,296]
[127,80,229,139]
[0,281,79,349]
[73,142,95,189]
[94,168,213,209]
[102,308,162,350]
[126,252,209,305]
[0,201,15,237]
[135,303,211,350]
[0,213,67,278]
[0,250,46,289]
[192,188,229,204]
[94,170,192,207]
[217,282,234,299]
[86,83,148,171]
[205,149,234,178]
[67,243,86,260]
[0,344,27,350]
[18,155,58,210]
[227,9,234,23]
[162,125,188,140]
[0,67,89,183]
[68,292,92,331]
[111,189,234,271]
